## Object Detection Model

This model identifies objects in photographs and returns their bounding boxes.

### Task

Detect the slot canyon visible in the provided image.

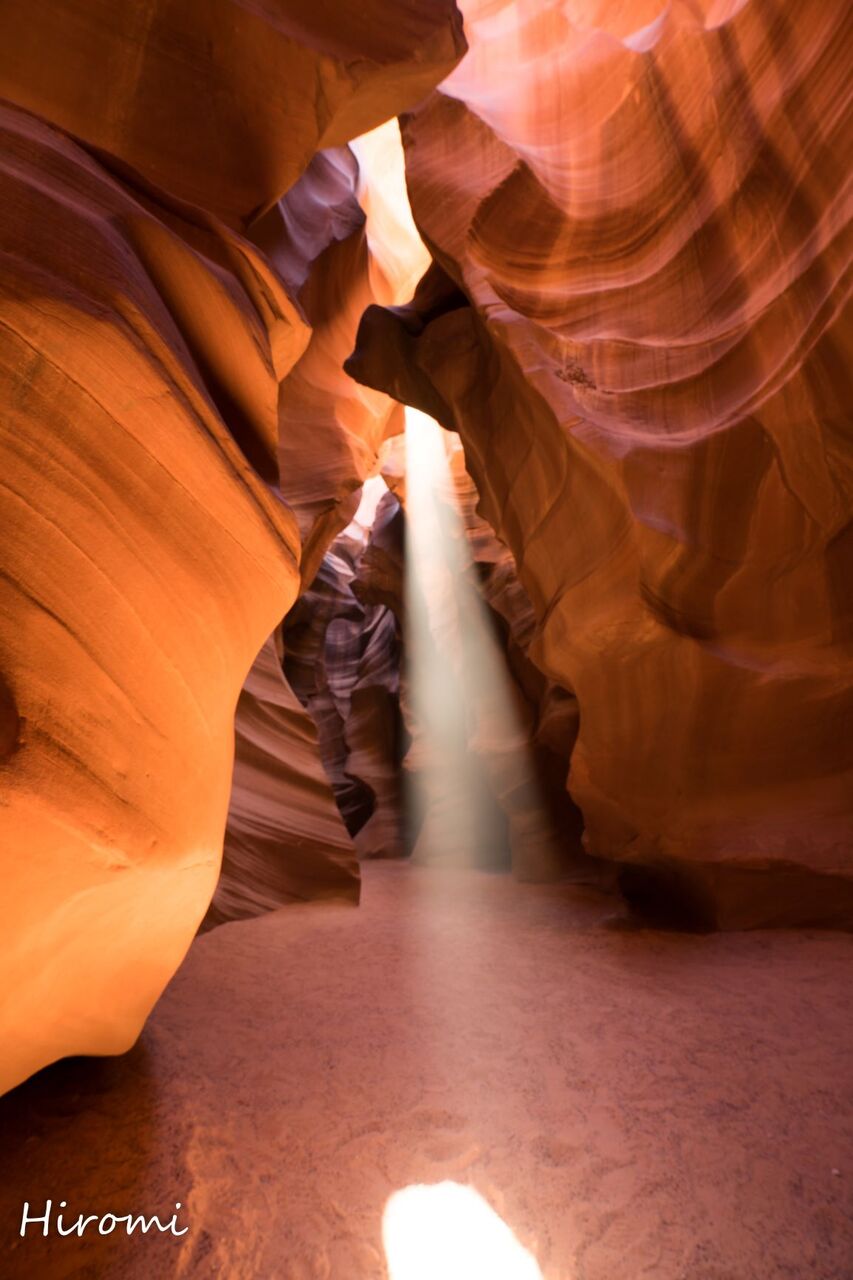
[0,0,851,1276]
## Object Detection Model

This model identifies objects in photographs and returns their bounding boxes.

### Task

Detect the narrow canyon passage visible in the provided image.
[2,861,851,1279]
[0,2,851,1277]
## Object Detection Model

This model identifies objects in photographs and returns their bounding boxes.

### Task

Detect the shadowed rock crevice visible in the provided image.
[0,673,20,763]
[284,513,409,862]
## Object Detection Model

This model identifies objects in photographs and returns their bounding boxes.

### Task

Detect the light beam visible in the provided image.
[404,408,560,877]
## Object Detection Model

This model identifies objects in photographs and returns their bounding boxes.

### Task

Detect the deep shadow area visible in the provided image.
[618,862,718,932]
[0,1040,191,1278]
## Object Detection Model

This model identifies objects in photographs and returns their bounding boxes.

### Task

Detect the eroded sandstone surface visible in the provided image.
[285,498,408,863]
[205,635,360,929]
[0,0,465,228]
[348,0,853,928]
[0,1,464,1091]
[0,101,302,1092]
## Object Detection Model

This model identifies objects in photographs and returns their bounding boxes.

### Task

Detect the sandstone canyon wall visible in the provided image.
[0,0,465,1092]
[348,0,853,928]
[205,635,360,930]
[215,144,396,927]
[284,494,407,863]
[214,120,427,902]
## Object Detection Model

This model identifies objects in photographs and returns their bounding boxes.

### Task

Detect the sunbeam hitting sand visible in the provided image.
[1,862,851,1278]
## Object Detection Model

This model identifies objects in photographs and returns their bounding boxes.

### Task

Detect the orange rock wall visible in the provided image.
[0,102,303,1091]
[266,122,432,586]
[285,514,407,861]
[348,0,853,926]
[0,1,465,1090]
[0,0,465,228]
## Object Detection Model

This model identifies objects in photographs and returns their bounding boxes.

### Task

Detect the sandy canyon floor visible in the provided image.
[1,862,851,1279]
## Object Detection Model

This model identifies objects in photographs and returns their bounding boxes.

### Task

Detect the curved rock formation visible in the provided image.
[0,0,465,1089]
[266,147,401,583]
[0,0,465,228]
[264,120,432,586]
[205,636,359,929]
[214,130,426,922]
[348,0,853,927]
[242,123,434,879]
[285,505,407,862]
[0,101,303,1092]
[352,487,407,619]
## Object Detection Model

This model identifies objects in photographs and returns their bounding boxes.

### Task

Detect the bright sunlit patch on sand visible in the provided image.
[383,1181,543,1280]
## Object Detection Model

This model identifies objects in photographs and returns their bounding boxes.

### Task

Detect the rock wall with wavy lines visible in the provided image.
[259,145,399,585]
[230,118,433,883]
[214,120,429,927]
[263,119,433,585]
[205,635,359,930]
[0,0,465,230]
[285,496,408,862]
[2,0,849,1106]
[0,100,303,1095]
[0,0,464,1092]
[348,0,853,928]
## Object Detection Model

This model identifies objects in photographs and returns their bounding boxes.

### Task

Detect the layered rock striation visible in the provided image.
[0,1,464,1089]
[0,100,304,1090]
[0,0,465,230]
[348,0,853,927]
[264,118,433,585]
[285,492,408,861]
[205,636,359,929]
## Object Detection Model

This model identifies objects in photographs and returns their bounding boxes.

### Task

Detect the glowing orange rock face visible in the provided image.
[0,103,304,1092]
[262,146,403,585]
[0,0,466,229]
[349,0,853,926]
[0,0,465,1090]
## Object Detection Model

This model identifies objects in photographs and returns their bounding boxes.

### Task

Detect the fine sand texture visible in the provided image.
[1,861,851,1278]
